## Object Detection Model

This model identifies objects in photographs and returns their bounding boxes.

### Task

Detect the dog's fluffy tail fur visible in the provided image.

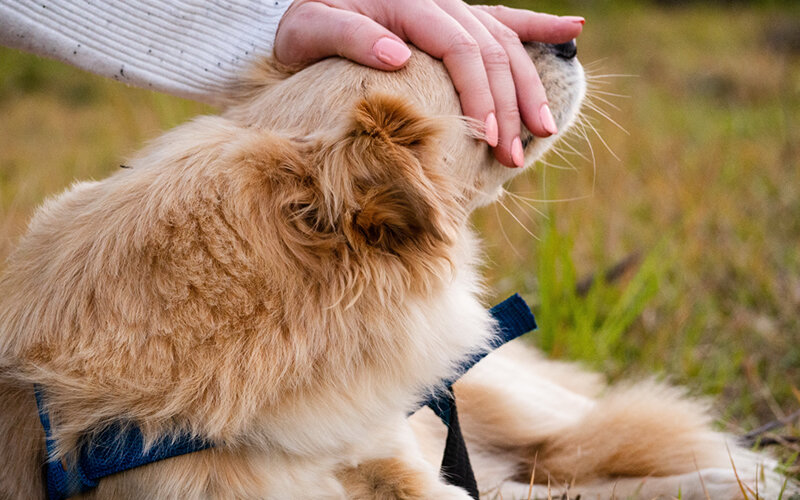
[410,341,796,499]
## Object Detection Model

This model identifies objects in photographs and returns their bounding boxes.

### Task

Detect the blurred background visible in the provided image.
[1,0,799,479]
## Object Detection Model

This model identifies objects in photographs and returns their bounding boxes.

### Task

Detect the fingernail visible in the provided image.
[511,136,524,168]
[562,16,585,25]
[373,37,411,66]
[539,103,558,136]
[484,113,498,147]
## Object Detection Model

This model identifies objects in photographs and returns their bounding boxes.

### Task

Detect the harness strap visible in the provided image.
[438,394,480,499]
[35,293,536,500]
[425,293,536,498]
[34,387,211,500]
[424,293,537,421]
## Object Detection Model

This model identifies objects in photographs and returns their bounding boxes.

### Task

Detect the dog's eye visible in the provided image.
[521,136,533,149]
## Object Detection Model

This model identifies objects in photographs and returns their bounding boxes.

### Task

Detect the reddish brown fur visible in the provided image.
[0,90,478,498]
[338,459,435,500]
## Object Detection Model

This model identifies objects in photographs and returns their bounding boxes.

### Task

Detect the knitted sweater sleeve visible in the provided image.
[0,0,294,105]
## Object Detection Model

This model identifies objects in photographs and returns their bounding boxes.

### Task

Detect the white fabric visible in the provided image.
[0,0,294,105]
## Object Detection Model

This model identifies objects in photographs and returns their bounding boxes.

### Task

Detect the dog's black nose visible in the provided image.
[551,40,577,60]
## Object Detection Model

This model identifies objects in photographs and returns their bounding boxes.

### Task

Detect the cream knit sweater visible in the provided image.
[0,0,294,105]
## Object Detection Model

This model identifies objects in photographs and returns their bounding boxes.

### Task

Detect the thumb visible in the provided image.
[274,2,411,71]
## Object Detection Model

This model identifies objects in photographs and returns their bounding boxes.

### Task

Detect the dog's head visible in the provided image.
[227,42,586,211]
[0,41,587,468]
[216,42,585,278]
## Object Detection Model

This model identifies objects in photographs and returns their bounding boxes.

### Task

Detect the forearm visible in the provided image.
[0,0,293,105]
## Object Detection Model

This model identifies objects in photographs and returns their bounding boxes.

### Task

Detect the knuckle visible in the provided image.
[280,3,319,41]
[446,31,480,56]
[482,43,510,69]
[338,18,366,47]
[499,105,521,123]
[496,27,521,46]
[483,5,506,17]
[290,2,318,24]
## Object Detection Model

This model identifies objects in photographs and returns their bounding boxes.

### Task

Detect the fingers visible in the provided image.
[274,2,411,70]
[434,0,520,167]
[469,6,558,143]
[472,5,584,43]
[274,0,586,169]
[393,1,498,153]
[377,0,585,168]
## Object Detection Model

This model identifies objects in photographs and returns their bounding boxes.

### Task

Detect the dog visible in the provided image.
[0,38,794,499]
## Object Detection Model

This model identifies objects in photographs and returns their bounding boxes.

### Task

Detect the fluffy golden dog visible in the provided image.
[0,42,793,499]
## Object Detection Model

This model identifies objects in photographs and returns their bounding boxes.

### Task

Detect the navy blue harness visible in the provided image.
[35,293,536,499]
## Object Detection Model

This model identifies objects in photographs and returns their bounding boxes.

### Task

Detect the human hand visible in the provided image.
[274,1,584,168]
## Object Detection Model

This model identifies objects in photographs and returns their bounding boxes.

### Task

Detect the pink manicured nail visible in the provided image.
[562,16,585,25]
[511,137,524,168]
[539,103,558,136]
[373,37,411,66]
[484,113,498,147]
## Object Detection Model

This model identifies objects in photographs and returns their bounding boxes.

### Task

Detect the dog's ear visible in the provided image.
[316,94,461,254]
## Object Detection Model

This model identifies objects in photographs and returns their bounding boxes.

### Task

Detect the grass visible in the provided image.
[1,0,799,485]
[473,1,800,480]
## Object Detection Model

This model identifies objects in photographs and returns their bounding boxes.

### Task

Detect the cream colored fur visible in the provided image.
[0,43,794,499]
